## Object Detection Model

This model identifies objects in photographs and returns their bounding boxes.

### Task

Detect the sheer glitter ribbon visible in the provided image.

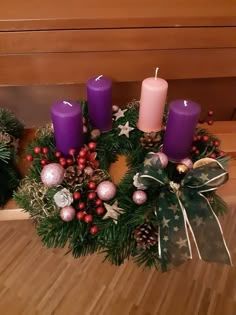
[139,153,232,269]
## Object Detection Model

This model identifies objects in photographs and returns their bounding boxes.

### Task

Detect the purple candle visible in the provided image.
[163,99,200,161]
[51,100,84,156]
[87,75,112,132]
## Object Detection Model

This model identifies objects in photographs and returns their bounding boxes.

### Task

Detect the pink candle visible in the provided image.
[137,69,168,132]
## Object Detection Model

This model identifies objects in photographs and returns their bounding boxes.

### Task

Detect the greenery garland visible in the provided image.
[0,108,24,207]
[14,101,231,271]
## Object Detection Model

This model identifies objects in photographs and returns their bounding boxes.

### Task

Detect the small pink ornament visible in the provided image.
[180,157,193,170]
[41,163,65,187]
[132,190,147,205]
[96,180,116,201]
[112,105,119,113]
[152,152,168,168]
[60,206,76,222]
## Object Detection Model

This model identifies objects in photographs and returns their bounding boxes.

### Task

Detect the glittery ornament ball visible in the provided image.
[60,206,76,222]
[132,190,147,205]
[41,163,65,187]
[180,157,193,170]
[96,180,116,201]
[152,152,168,168]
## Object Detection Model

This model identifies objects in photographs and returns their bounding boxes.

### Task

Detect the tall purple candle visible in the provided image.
[51,100,84,156]
[87,75,112,132]
[163,99,201,161]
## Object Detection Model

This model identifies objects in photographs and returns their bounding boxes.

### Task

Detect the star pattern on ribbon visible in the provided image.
[113,108,128,121]
[103,200,124,224]
[118,122,134,138]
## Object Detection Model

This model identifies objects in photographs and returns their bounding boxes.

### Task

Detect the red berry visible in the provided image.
[59,157,66,163]
[195,150,200,155]
[191,146,197,152]
[88,142,97,150]
[197,135,202,141]
[42,147,49,154]
[88,181,96,190]
[96,206,105,215]
[55,151,62,158]
[84,214,93,223]
[208,110,214,116]
[40,159,47,166]
[90,225,98,235]
[208,120,214,125]
[76,211,85,221]
[67,158,73,165]
[193,136,198,142]
[88,192,97,200]
[79,150,86,158]
[78,157,86,165]
[83,146,89,153]
[95,199,103,206]
[218,151,225,157]
[73,191,81,200]
[69,148,76,156]
[203,135,209,142]
[60,160,67,167]
[210,153,216,159]
[78,163,85,170]
[78,202,85,209]
[26,154,33,162]
[214,140,220,147]
[34,146,41,154]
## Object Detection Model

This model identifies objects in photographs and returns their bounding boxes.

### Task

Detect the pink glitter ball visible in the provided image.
[152,152,168,168]
[96,180,116,201]
[132,190,147,205]
[180,158,193,170]
[40,163,65,187]
[60,206,76,222]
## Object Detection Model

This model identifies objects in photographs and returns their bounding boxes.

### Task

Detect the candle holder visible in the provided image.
[15,100,232,272]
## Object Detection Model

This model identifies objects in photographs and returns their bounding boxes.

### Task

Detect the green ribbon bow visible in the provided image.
[139,152,232,269]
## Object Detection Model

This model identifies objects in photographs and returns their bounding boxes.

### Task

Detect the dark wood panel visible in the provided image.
[0,0,236,30]
[1,27,236,54]
[0,49,236,85]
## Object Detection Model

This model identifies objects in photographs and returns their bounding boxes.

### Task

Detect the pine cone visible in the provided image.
[64,165,84,186]
[140,132,161,150]
[134,223,159,250]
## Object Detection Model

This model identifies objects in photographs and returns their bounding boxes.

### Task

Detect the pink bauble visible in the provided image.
[60,206,76,222]
[41,163,65,187]
[96,180,116,201]
[152,152,168,168]
[112,105,119,112]
[180,158,193,170]
[132,190,147,205]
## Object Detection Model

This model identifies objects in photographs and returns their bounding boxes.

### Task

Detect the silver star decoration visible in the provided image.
[199,173,209,181]
[144,157,152,167]
[113,108,128,121]
[174,226,179,232]
[174,215,179,220]
[168,204,179,214]
[163,235,169,242]
[118,121,134,138]
[103,200,124,224]
[176,237,188,248]
[162,217,170,228]
[192,216,205,227]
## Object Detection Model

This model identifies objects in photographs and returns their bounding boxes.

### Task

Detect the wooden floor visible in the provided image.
[0,121,236,315]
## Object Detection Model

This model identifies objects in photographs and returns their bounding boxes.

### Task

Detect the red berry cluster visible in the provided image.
[26,146,50,166]
[199,110,214,125]
[73,181,105,235]
[191,133,224,159]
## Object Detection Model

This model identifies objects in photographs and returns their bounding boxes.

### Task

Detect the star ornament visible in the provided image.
[103,200,125,224]
[118,121,134,138]
[113,108,128,121]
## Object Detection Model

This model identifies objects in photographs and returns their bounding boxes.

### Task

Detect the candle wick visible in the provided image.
[63,101,73,107]
[155,67,159,80]
[95,75,103,81]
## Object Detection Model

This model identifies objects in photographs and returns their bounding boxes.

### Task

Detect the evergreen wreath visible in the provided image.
[14,101,232,271]
[0,108,24,207]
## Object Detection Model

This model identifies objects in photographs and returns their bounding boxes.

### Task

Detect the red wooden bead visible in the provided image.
[55,151,62,158]
[73,191,81,200]
[90,225,98,235]
[34,146,41,154]
[84,214,93,223]
[88,142,97,150]
[26,154,33,162]
[88,192,97,200]
[96,206,105,215]
[76,211,85,221]
[78,202,85,209]
[42,147,49,154]
[88,181,97,190]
